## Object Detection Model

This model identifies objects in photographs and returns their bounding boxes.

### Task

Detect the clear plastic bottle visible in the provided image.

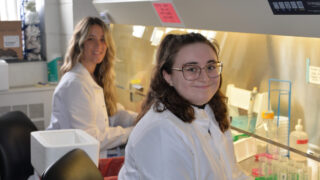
[262,111,279,155]
[259,156,268,176]
[278,156,288,180]
[289,119,309,162]
[287,160,297,180]
[295,162,305,180]
[271,160,280,179]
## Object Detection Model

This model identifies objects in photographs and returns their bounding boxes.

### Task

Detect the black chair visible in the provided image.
[41,148,103,180]
[0,111,38,180]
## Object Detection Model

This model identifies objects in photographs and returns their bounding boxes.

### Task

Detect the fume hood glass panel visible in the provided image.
[110,24,320,163]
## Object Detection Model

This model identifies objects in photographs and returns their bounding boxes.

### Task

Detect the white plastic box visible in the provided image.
[233,137,257,162]
[31,129,100,175]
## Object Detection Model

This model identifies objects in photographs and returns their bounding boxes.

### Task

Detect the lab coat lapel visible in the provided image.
[192,106,227,179]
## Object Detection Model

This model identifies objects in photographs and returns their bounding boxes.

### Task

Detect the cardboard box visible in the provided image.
[0,21,23,60]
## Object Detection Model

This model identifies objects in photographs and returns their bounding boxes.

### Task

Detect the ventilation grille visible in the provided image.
[0,103,45,130]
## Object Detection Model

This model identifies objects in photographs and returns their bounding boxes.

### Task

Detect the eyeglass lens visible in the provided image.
[182,63,222,80]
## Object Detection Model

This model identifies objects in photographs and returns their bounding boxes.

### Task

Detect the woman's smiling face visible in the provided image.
[163,42,220,106]
[82,24,107,66]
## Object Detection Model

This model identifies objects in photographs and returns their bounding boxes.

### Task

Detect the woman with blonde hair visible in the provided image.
[48,16,135,157]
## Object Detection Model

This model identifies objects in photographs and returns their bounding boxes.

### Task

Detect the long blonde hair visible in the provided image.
[60,16,118,116]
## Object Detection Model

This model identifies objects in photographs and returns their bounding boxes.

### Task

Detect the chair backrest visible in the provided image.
[0,111,38,180]
[41,148,103,180]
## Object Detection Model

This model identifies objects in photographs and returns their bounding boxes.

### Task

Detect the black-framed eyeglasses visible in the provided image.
[172,62,223,81]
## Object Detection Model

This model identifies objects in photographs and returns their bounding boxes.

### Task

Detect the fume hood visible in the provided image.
[93,0,320,162]
[93,0,320,38]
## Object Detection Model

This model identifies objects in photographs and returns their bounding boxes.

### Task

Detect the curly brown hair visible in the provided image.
[137,33,229,132]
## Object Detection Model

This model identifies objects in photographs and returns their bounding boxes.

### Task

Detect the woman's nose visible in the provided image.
[96,40,103,47]
[198,68,209,81]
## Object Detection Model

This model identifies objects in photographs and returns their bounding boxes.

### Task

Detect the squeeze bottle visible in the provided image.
[289,119,308,162]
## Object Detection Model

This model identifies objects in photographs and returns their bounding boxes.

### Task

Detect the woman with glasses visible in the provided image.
[119,33,249,179]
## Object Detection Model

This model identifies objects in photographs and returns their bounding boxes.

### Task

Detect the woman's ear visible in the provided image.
[162,70,173,86]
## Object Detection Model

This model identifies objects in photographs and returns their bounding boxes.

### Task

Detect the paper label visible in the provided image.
[153,3,181,23]
[3,35,20,48]
[309,65,320,85]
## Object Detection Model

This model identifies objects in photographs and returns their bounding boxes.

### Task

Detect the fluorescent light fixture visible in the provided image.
[200,30,209,37]
[150,28,164,46]
[200,30,217,41]
[132,25,146,38]
[206,31,217,41]
[165,27,184,34]
[186,29,199,33]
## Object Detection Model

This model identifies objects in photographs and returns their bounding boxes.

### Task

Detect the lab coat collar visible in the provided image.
[72,63,101,89]
[193,105,222,136]
[192,105,213,122]
[193,105,211,129]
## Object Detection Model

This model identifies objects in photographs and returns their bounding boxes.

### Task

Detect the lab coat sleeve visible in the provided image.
[55,80,132,150]
[99,125,133,150]
[119,119,195,180]
[109,103,137,127]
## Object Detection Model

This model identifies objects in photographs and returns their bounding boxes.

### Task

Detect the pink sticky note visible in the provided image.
[153,3,181,24]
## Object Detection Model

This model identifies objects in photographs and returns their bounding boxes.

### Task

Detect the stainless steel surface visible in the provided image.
[110,24,320,149]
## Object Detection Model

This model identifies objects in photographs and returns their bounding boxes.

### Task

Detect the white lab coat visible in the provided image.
[118,104,250,180]
[48,63,135,156]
